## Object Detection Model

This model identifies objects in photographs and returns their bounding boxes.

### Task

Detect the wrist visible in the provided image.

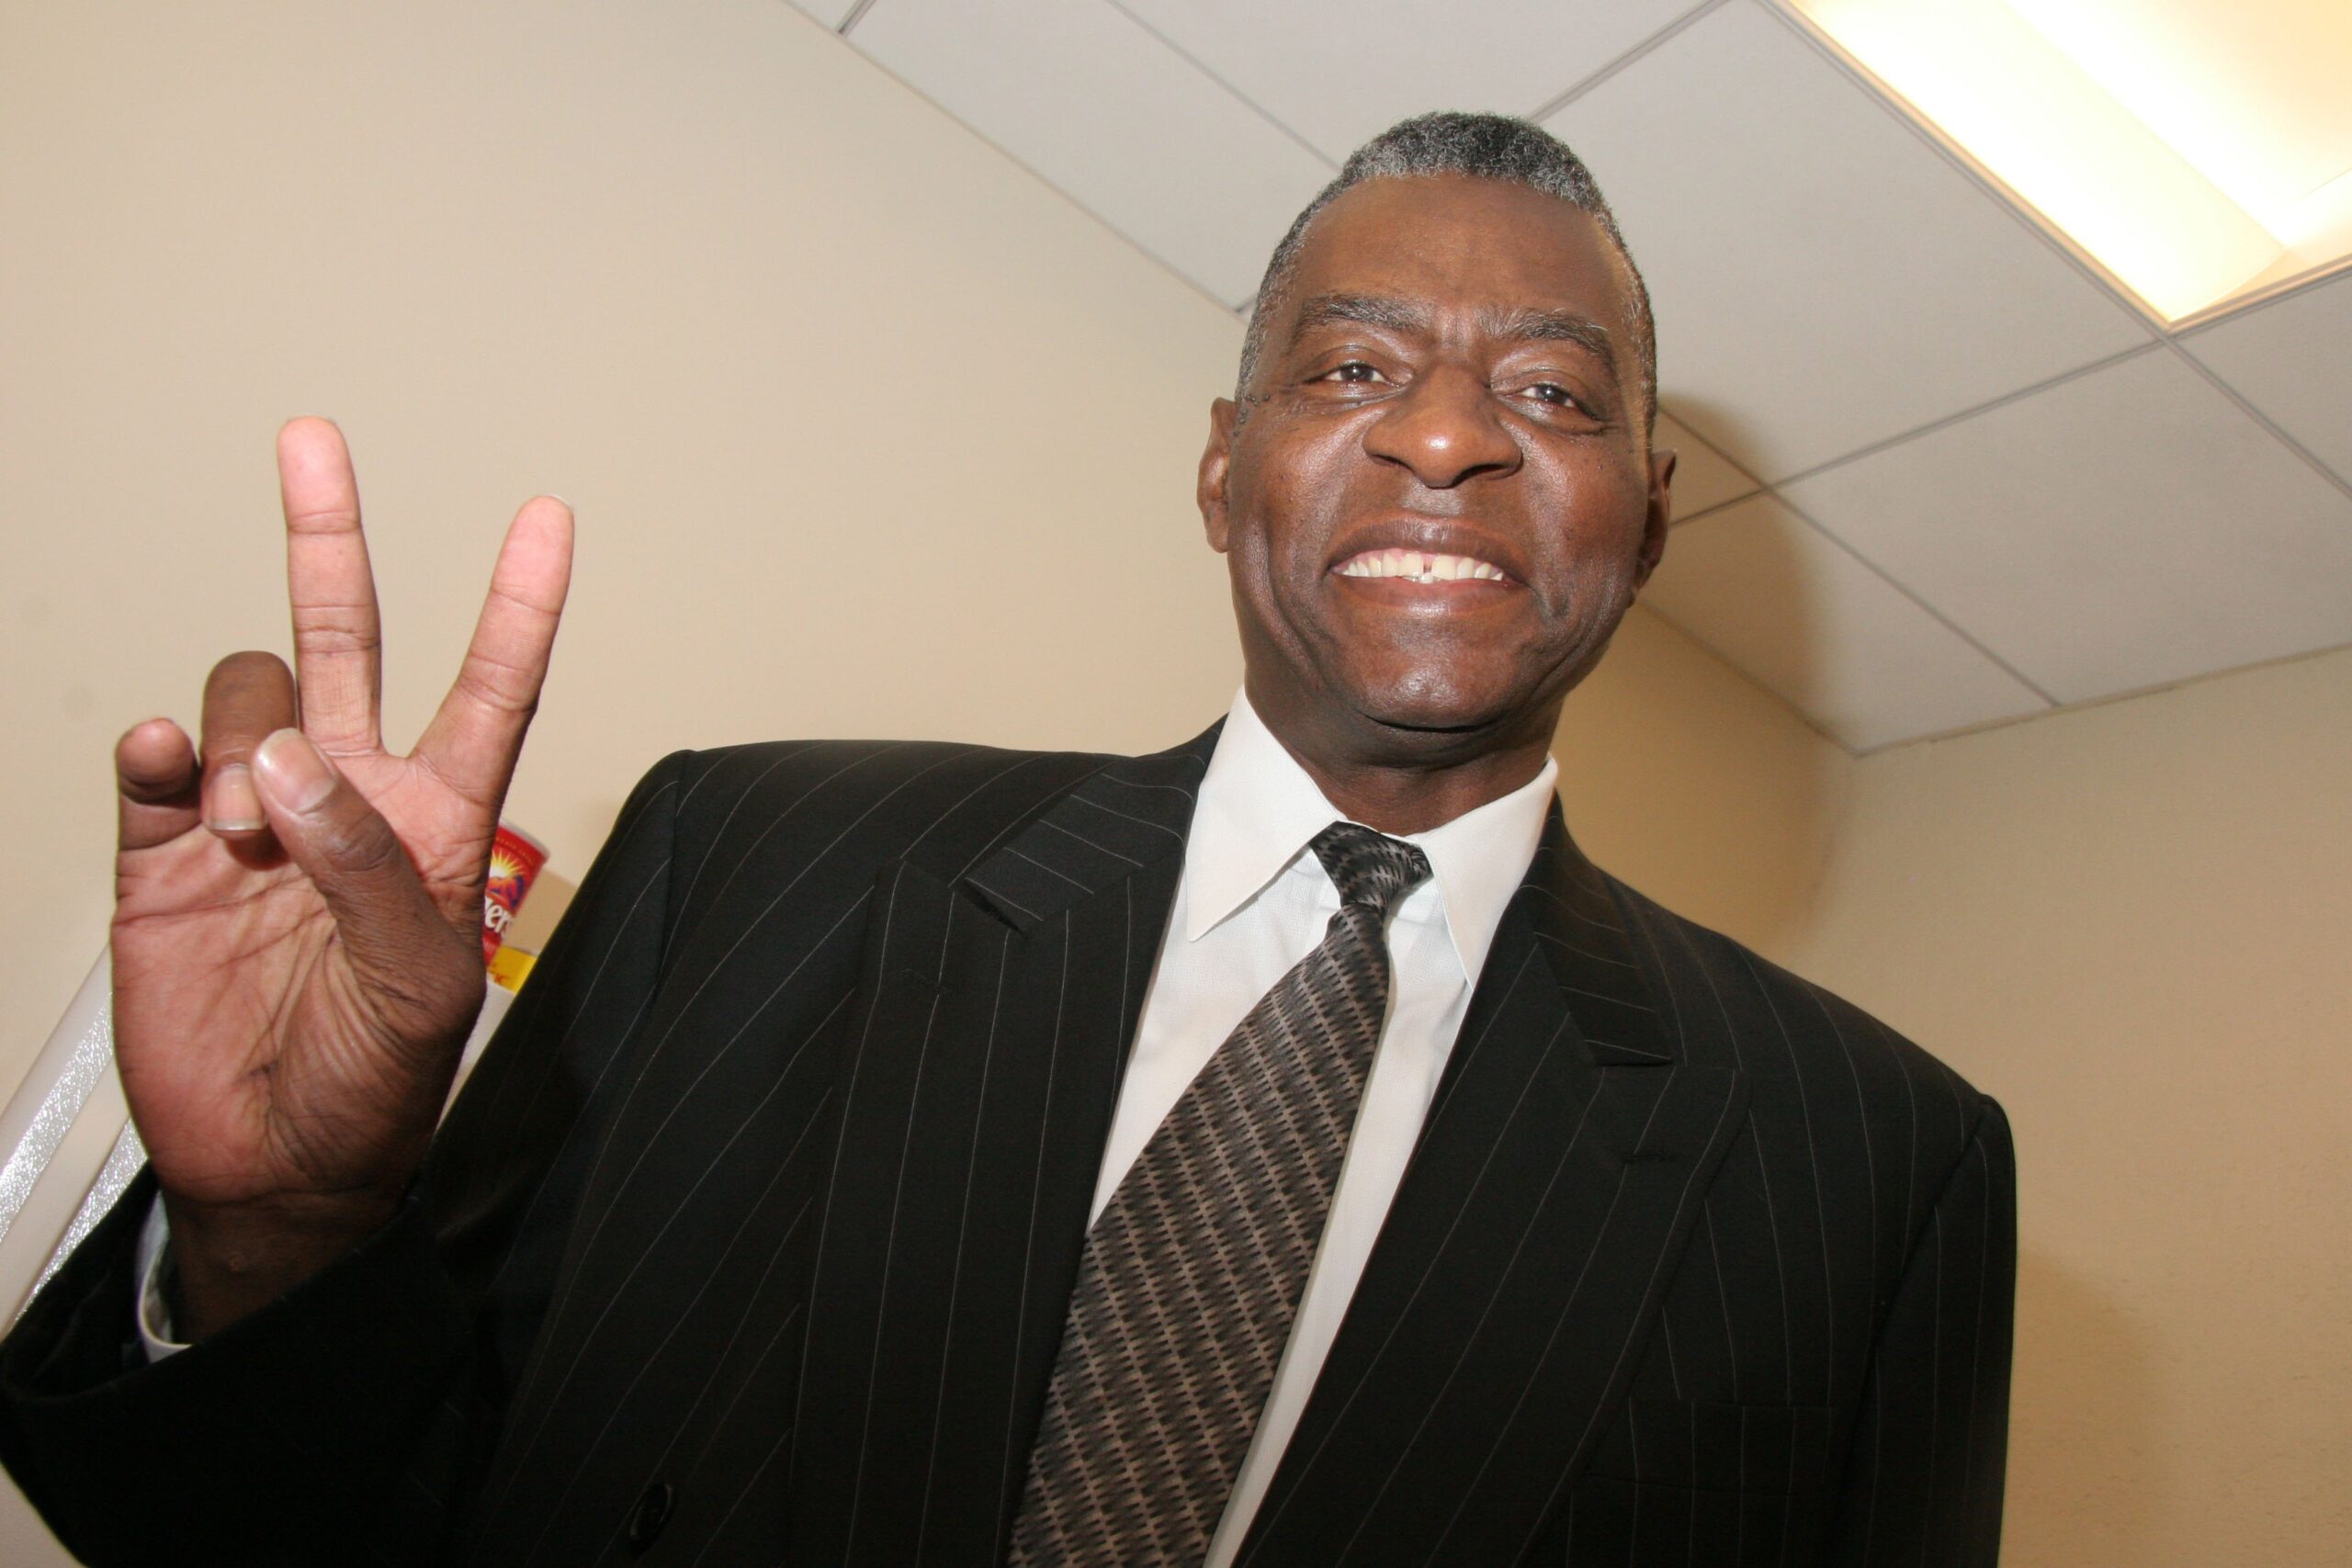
[159,1185,404,1341]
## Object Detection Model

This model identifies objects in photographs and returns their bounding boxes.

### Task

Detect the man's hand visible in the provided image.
[109,418,572,1340]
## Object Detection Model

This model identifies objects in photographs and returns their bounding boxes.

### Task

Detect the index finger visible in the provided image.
[278,417,384,756]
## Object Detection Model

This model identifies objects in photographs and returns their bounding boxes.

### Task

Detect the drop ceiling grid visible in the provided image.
[1101,0,1702,164]
[1755,0,2352,350]
[1618,0,2352,742]
[1653,331,2352,738]
[1736,0,2352,510]
[1543,0,2154,484]
[1780,346,2352,704]
[788,0,863,29]
[843,0,1337,308]
[1639,492,2052,751]
[1657,412,1762,518]
[2175,268,2352,498]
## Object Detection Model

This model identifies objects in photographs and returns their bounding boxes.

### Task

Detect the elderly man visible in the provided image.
[0,114,2011,1566]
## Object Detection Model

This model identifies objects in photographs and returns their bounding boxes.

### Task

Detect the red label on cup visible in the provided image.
[481,823,548,967]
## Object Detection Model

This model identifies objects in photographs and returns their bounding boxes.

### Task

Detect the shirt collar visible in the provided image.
[1183,688,1557,985]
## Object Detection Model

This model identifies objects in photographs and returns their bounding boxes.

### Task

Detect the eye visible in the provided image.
[1508,378,1608,424]
[1323,361,1389,386]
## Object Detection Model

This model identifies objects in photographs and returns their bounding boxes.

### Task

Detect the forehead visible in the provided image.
[1279,174,1630,334]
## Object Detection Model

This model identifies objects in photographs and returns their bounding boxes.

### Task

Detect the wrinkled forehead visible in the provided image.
[1279,175,1634,337]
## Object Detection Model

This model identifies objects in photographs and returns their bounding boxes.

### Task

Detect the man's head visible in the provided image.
[1238,113,1657,434]
[1200,113,1673,785]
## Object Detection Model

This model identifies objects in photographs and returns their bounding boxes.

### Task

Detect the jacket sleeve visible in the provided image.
[1823,1097,2017,1566]
[0,750,692,1567]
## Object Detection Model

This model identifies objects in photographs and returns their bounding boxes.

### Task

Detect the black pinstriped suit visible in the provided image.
[0,724,2013,1565]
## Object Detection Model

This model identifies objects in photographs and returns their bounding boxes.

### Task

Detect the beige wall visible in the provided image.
[1788,646,2352,1567]
[7,4,2341,1566]
[1558,602,1850,958]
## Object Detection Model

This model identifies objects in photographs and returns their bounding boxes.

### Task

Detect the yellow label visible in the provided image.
[488,943,538,993]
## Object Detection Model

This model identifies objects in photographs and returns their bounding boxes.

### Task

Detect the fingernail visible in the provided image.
[209,764,265,832]
[253,730,335,813]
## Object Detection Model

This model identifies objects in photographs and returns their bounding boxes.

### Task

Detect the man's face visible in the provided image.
[1200,174,1671,761]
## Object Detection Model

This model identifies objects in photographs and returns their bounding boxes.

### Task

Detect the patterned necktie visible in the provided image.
[1007,821,1433,1566]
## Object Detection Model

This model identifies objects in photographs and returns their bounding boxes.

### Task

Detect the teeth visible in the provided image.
[1336,547,1509,582]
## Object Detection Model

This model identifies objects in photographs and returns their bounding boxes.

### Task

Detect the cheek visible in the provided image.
[1532,468,1652,597]
[1234,461,1340,577]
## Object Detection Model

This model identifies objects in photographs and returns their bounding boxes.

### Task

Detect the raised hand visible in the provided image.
[108,419,572,1338]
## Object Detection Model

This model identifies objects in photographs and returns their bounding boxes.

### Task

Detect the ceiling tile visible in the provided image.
[786,0,861,28]
[1783,346,2352,703]
[1643,494,2049,750]
[850,0,1333,306]
[1110,0,1694,163]
[1544,0,2151,483]
[2183,268,2352,490]
[1657,410,1758,521]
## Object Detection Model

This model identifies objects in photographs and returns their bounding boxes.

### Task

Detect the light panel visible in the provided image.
[1789,0,2352,321]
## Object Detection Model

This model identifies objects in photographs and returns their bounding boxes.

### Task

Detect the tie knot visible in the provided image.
[1308,821,1432,916]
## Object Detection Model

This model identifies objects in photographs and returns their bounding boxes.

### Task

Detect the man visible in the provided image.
[0,114,2011,1565]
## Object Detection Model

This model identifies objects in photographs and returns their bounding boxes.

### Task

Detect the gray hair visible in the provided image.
[1236,111,1656,432]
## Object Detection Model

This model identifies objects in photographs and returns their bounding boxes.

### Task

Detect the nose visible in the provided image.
[1361,364,1521,489]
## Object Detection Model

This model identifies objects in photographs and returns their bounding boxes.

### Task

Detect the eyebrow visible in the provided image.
[1288,292,1621,378]
[1484,306,1617,365]
[1291,292,1430,339]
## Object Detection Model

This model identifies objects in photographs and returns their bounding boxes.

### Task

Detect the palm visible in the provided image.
[115,756,479,1207]
[110,419,571,1224]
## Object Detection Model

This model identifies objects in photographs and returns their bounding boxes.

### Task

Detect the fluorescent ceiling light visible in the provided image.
[1787,0,2352,322]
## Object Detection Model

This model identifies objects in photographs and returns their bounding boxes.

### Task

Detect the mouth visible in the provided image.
[1333,547,1515,585]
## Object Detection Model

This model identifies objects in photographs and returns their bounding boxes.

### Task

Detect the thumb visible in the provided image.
[250,729,478,1024]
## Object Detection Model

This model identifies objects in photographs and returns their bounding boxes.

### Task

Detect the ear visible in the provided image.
[1634,443,1675,588]
[1199,397,1238,554]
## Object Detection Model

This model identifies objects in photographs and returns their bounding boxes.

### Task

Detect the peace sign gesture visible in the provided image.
[108,419,572,1339]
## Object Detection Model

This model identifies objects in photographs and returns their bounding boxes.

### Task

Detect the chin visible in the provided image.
[1343,668,1526,739]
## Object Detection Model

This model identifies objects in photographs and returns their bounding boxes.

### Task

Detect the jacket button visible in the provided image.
[627,1480,675,1551]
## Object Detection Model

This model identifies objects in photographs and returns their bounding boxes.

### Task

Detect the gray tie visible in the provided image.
[1007,822,1433,1566]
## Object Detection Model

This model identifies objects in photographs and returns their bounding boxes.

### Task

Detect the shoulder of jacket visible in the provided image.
[650,737,1117,852]
[1603,874,1998,1129]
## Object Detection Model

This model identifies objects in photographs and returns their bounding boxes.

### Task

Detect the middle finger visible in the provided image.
[199,650,298,840]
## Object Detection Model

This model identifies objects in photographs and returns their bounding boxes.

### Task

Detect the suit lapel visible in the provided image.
[1238,807,1749,1566]
[788,727,1217,1567]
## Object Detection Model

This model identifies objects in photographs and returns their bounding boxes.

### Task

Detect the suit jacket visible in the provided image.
[0,726,2013,1566]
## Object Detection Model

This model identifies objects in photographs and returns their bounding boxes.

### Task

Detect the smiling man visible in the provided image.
[1202,167,1668,838]
[0,115,2012,1567]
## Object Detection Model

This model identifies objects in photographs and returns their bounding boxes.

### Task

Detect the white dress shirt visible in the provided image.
[141,691,1559,1566]
[1101,690,1555,1567]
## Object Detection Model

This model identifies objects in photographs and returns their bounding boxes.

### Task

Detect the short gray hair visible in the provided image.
[1236,111,1656,431]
